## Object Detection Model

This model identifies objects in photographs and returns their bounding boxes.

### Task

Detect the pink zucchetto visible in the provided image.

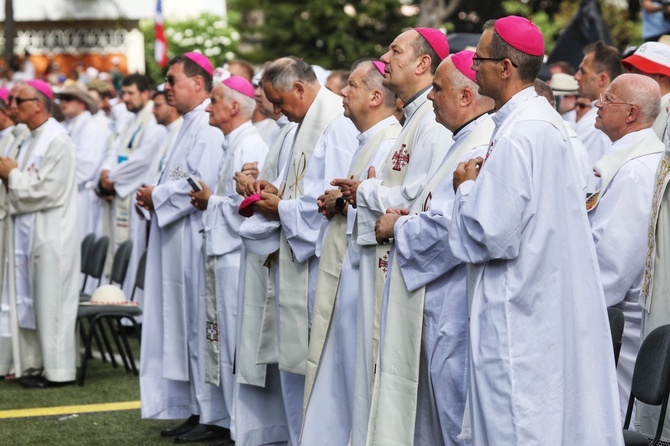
[0,88,9,103]
[414,28,449,61]
[451,50,477,82]
[184,52,214,76]
[25,79,54,100]
[223,75,255,99]
[372,61,385,75]
[494,16,544,57]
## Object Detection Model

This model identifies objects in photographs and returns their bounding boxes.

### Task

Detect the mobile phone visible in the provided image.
[187,176,202,192]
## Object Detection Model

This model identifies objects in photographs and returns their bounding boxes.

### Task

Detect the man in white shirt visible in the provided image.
[250,56,359,445]
[0,80,79,388]
[450,16,622,444]
[586,73,664,422]
[189,76,269,442]
[371,50,494,446]
[57,83,110,239]
[302,59,400,446]
[331,28,453,444]
[135,53,224,443]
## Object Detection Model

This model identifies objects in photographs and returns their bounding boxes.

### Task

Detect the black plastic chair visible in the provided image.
[608,307,625,366]
[622,324,670,446]
[80,233,95,274]
[80,235,109,298]
[77,243,144,386]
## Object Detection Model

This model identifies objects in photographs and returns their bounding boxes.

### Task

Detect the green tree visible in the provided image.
[141,12,242,85]
[228,0,414,69]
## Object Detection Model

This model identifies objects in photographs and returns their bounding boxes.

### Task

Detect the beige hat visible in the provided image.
[550,73,579,96]
[85,284,135,306]
[57,83,99,114]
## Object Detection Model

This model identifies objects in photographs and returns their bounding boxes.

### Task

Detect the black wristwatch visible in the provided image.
[335,196,346,214]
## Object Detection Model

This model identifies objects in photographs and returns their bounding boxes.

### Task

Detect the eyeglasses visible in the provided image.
[472,56,519,68]
[7,96,39,106]
[598,93,634,108]
[164,75,193,86]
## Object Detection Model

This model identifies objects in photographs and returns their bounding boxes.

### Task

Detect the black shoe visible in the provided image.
[208,440,235,446]
[20,376,74,389]
[174,424,230,444]
[161,415,200,437]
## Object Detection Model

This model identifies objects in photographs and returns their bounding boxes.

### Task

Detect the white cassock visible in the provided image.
[139,99,223,420]
[301,116,400,446]
[449,87,623,445]
[235,116,297,446]
[575,102,611,168]
[64,110,110,240]
[0,124,33,375]
[639,144,670,440]
[351,88,453,446]
[199,121,269,428]
[100,101,166,275]
[370,114,494,446]
[254,117,281,148]
[122,116,184,315]
[1,118,80,382]
[274,88,359,445]
[92,109,112,135]
[586,128,664,423]
[652,92,670,143]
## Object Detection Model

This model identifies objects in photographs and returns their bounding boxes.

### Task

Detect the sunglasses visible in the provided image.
[7,96,39,106]
[163,75,193,87]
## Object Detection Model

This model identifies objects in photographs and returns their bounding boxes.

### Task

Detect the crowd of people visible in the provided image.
[4,12,670,446]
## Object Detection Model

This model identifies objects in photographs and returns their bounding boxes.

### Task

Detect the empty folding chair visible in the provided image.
[622,324,670,446]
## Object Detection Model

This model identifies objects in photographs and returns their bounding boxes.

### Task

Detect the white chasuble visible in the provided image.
[276,88,348,375]
[351,90,452,446]
[302,118,401,440]
[369,114,494,446]
[449,88,623,445]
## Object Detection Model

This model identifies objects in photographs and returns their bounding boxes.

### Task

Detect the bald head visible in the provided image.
[612,73,661,123]
[595,73,661,142]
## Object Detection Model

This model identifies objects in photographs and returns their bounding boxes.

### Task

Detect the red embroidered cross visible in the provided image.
[392,144,410,171]
[378,251,390,275]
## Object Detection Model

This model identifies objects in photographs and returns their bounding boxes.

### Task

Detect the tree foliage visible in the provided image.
[228,0,414,69]
[141,13,242,85]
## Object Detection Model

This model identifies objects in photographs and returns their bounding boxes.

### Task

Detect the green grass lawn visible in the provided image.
[0,333,182,445]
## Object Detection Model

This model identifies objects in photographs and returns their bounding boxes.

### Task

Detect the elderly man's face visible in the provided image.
[594,82,632,141]
[262,81,305,123]
[205,84,234,131]
[341,64,372,125]
[380,30,421,94]
[427,59,463,133]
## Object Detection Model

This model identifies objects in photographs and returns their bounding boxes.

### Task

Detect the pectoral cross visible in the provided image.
[391,144,409,171]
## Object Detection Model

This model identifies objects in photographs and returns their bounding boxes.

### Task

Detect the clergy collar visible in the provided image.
[183,98,210,122]
[611,127,654,151]
[277,115,290,129]
[357,115,399,147]
[452,110,494,140]
[402,86,431,122]
[493,86,536,128]
[29,117,51,135]
[225,120,253,148]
